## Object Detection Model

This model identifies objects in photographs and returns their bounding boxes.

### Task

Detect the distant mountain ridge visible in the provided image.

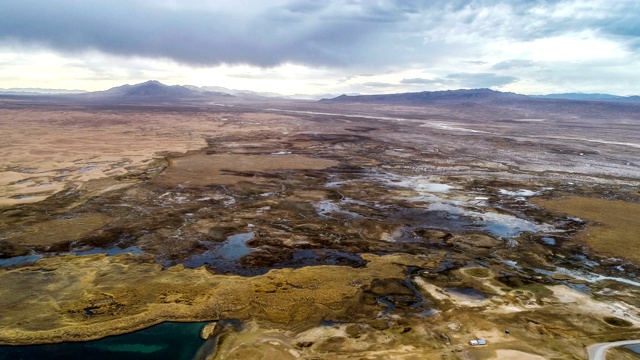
[2,81,638,104]
[70,80,234,102]
[93,80,196,98]
[320,89,640,104]
[320,88,527,104]
[1,82,364,101]
[186,85,349,100]
[530,93,640,102]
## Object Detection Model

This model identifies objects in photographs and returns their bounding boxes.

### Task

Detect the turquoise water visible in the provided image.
[0,247,143,269]
[0,254,43,267]
[0,322,207,360]
[218,233,254,260]
[181,232,255,274]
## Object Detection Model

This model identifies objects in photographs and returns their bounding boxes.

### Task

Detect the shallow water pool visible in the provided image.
[0,322,207,360]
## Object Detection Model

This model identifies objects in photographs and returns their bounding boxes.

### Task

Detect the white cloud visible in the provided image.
[507,32,629,62]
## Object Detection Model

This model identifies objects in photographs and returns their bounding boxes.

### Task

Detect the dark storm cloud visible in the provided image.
[0,0,638,68]
[0,0,421,67]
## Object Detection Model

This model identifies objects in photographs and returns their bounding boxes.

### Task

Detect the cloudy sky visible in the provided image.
[1,0,639,95]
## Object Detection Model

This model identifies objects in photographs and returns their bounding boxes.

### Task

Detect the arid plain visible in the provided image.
[1,92,639,359]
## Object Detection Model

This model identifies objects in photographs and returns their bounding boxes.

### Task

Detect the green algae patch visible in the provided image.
[534,197,640,263]
[462,267,491,278]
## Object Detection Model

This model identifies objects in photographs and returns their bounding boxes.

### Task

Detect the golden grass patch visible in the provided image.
[534,197,640,263]
[155,153,338,186]
[0,253,418,345]
[7,215,112,246]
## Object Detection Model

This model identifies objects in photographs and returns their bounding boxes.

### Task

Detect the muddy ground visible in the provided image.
[0,98,639,359]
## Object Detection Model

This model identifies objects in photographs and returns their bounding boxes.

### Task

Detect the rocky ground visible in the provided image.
[0,98,639,359]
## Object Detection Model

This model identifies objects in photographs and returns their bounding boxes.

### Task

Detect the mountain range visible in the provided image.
[76,80,233,101]
[0,81,330,101]
[1,81,638,104]
[530,93,640,102]
[320,88,640,104]
[320,88,527,104]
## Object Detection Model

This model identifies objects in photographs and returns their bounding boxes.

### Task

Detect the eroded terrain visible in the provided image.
[1,99,639,359]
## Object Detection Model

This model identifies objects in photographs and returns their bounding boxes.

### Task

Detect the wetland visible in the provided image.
[0,97,639,359]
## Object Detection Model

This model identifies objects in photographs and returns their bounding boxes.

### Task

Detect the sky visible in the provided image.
[0,0,639,96]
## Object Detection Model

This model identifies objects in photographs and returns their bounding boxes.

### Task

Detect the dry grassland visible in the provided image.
[534,197,640,262]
